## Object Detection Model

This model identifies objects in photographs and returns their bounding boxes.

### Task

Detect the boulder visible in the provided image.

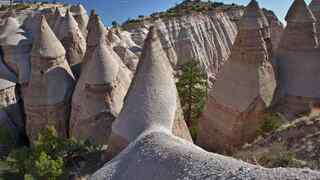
[197,0,276,153]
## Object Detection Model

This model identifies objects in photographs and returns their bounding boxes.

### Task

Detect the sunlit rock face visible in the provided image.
[123,6,283,80]
[81,11,107,69]
[23,16,75,141]
[0,17,31,94]
[197,0,276,153]
[273,0,320,119]
[105,27,192,160]
[69,40,132,145]
[70,4,89,38]
[310,0,320,41]
[91,23,320,180]
[55,9,86,74]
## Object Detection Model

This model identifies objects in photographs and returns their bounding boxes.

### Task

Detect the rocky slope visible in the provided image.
[121,2,283,79]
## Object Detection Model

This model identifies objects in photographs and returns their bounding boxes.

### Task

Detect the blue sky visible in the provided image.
[57,0,313,26]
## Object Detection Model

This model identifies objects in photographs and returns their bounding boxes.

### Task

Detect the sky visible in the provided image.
[56,0,313,26]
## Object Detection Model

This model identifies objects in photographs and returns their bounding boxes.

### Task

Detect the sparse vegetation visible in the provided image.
[235,142,306,169]
[258,112,283,135]
[176,61,207,140]
[0,126,103,180]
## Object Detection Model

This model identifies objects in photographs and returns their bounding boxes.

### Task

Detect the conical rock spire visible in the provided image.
[82,11,107,68]
[239,0,269,30]
[106,27,192,159]
[24,15,75,141]
[31,15,65,59]
[70,4,89,37]
[197,0,276,152]
[70,39,132,144]
[56,9,86,67]
[285,0,316,23]
[274,0,320,119]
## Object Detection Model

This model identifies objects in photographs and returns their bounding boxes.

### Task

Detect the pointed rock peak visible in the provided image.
[31,16,65,58]
[0,17,20,38]
[70,4,87,14]
[54,7,63,17]
[85,41,119,85]
[285,0,316,23]
[239,0,269,30]
[310,0,320,13]
[112,26,176,141]
[87,12,106,46]
[144,26,158,43]
[65,9,78,29]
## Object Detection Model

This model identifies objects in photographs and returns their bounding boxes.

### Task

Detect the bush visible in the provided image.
[259,113,283,134]
[3,126,103,180]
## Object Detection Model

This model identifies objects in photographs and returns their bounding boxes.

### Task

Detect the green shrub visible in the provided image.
[259,113,283,134]
[3,126,103,180]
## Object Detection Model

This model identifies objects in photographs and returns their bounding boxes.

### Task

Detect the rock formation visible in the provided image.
[310,0,320,40]
[273,0,320,119]
[82,10,107,69]
[70,4,89,37]
[70,39,132,144]
[113,42,139,71]
[105,27,192,160]
[55,9,86,72]
[91,27,320,180]
[23,16,75,140]
[0,55,24,155]
[197,0,276,153]
[0,17,31,95]
[107,30,121,47]
[52,7,64,35]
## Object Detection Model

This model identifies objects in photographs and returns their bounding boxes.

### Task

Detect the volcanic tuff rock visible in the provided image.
[0,17,32,95]
[197,0,276,153]
[82,11,107,69]
[123,4,283,78]
[273,0,320,120]
[105,27,192,160]
[70,39,132,144]
[113,43,139,71]
[24,16,75,140]
[310,0,320,40]
[0,55,24,155]
[91,26,320,180]
[56,9,86,69]
[70,4,89,38]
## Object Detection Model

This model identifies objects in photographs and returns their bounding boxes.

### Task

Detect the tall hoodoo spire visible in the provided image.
[70,4,89,37]
[274,0,320,119]
[24,16,75,141]
[69,13,133,144]
[105,26,192,159]
[197,0,276,152]
[82,11,107,68]
[31,16,65,59]
[286,0,316,23]
[310,0,320,39]
[56,9,86,67]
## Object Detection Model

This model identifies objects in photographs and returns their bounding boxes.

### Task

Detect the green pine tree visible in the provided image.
[176,61,208,139]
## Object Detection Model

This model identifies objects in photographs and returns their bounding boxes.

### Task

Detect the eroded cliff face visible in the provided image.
[123,7,283,79]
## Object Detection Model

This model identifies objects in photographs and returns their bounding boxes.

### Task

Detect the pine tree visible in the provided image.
[176,61,207,129]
